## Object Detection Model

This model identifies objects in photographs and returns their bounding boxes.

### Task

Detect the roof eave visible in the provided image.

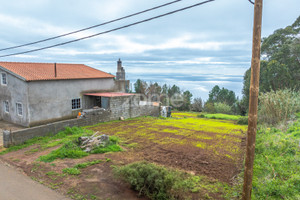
[0,65,27,82]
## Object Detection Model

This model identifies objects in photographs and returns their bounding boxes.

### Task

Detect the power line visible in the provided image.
[0,0,215,58]
[248,0,254,5]
[0,0,183,52]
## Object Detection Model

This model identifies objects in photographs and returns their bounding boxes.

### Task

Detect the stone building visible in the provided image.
[0,60,131,127]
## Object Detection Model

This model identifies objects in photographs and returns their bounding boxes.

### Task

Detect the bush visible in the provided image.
[203,102,215,113]
[114,161,189,200]
[197,114,205,118]
[214,102,232,114]
[258,89,300,124]
[237,116,248,125]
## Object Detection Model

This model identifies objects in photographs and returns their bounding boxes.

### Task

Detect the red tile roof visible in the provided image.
[84,92,136,97]
[0,61,115,81]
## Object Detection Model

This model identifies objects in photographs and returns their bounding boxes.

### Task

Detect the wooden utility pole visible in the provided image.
[242,0,263,199]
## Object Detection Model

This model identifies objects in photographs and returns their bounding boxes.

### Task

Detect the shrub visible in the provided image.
[237,116,248,125]
[203,102,215,113]
[258,89,300,124]
[197,114,205,118]
[214,102,232,114]
[114,161,189,200]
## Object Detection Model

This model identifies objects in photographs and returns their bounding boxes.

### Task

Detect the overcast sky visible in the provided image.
[0,0,299,99]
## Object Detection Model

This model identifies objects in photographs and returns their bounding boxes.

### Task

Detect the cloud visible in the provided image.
[0,0,299,100]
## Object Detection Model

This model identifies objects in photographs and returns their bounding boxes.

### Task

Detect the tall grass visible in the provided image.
[258,89,300,125]
[253,120,300,199]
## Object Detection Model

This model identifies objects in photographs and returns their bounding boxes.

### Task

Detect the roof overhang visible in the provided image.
[84,92,136,98]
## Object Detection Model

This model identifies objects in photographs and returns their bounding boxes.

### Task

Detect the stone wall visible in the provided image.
[3,103,159,147]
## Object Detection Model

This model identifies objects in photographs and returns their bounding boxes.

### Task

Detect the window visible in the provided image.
[16,103,23,116]
[3,101,9,113]
[1,73,7,85]
[72,98,81,110]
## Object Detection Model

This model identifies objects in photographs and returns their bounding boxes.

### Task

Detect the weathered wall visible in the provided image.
[27,78,115,126]
[3,104,160,147]
[0,69,29,126]
[109,95,160,119]
[114,80,130,93]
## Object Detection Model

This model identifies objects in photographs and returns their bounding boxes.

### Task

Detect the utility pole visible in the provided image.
[242,0,263,199]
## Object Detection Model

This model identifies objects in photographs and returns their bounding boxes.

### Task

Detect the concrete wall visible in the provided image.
[0,69,29,126]
[3,104,160,147]
[27,78,115,126]
[109,96,160,120]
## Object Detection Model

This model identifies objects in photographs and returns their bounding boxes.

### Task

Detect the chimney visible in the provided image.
[117,58,122,72]
[54,63,57,77]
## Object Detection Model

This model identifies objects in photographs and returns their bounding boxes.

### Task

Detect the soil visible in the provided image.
[0,116,246,200]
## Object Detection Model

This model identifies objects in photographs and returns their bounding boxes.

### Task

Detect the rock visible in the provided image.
[78,132,110,152]
[120,117,124,121]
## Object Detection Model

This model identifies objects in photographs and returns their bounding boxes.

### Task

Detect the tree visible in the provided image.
[242,16,300,111]
[134,79,147,95]
[178,90,193,111]
[191,98,203,112]
[208,85,237,106]
[208,85,221,102]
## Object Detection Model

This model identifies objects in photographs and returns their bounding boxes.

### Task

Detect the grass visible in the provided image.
[39,135,122,162]
[74,160,103,168]
[198,113,242,121]
[0,126,122,162]
[88,114,247,162]
[62,159,106,176]
[39,141,89,162]
[63,167,81,175]
[252,120,300,199]
[0,127,92,155]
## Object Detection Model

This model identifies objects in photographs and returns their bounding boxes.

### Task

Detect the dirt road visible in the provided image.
[0,160,70,200]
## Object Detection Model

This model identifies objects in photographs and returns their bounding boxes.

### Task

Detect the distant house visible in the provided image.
[0,60,130,127]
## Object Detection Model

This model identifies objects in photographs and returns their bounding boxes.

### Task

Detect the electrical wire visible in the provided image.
[0,0,215,58]
[248,0,254,5]
[0,0,183,52]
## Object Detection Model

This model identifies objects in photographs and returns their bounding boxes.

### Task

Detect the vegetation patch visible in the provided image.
[62,167,81,175]
[202,113,240,120]
[74,159,103,169]
[0,127,93,155]
[253,120,300,199]
[114,161,238,200]
[39,135,122,162]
